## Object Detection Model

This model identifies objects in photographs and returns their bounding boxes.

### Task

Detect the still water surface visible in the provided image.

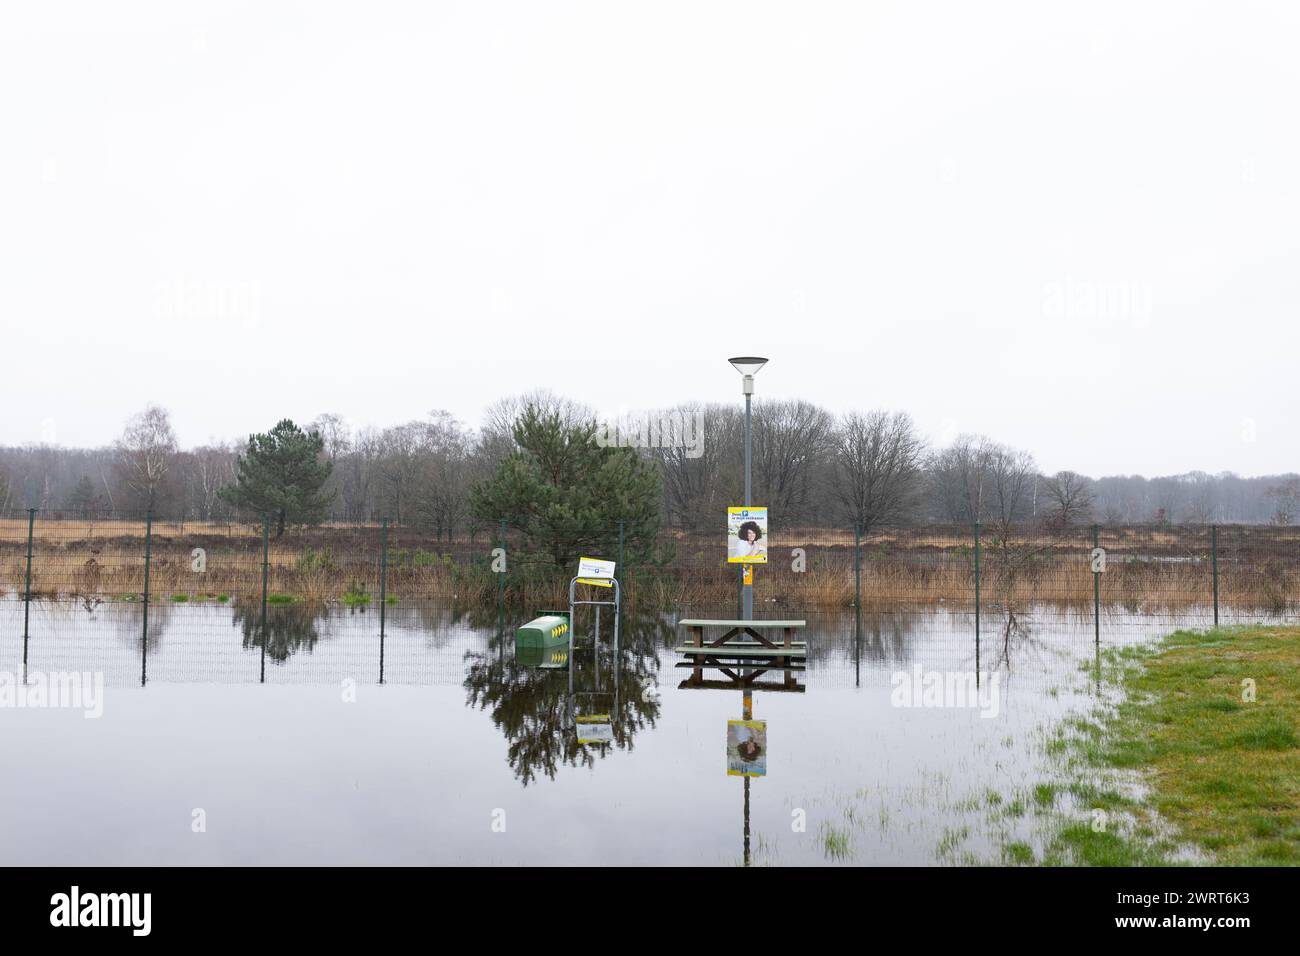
[0,600,1230,865]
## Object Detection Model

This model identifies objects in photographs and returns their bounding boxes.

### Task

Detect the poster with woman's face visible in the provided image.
[727,719,767,777]
[727,506,768,563]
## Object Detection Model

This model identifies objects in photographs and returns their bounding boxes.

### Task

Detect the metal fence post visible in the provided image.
[497,518,506,613]
[21,508,35,681]
[1211,524,1219,627]
[259,517,270,683]
[1092,523,1101,644]
[617,519,625,623]
[379,516,389,684]
[973,522,981,644]
[141,511,152,686]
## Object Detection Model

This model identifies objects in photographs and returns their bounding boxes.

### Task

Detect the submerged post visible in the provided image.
[854,522,863,687]
[379,516,389,684]
[1211,524,1219,627]
[259,516,270,683]
[141,511,153,686]
[973,522,981,644]
[1092,523,1101,644]
[22,508,35,681]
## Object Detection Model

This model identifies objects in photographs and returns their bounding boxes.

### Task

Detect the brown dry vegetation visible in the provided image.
[0,518,1297,613]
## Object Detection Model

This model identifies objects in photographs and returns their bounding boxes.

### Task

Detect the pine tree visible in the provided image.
[65,475,97,516]
[470,404,661,569]
[220,420,334,536]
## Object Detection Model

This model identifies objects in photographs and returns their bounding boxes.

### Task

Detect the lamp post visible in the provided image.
[728,356,768,620]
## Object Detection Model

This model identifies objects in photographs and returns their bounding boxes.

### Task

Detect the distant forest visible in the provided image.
[3,390,1297,531]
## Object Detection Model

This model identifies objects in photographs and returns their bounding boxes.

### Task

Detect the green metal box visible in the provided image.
[516,644,569,669]
[515,614,570,650]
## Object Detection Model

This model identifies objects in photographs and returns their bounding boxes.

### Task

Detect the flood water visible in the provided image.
[0,598,1269,865]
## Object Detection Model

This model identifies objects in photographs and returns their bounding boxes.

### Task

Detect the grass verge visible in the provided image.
[1041,625,1299,866]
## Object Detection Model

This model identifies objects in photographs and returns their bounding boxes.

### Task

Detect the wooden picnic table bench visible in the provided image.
[676,618,807,655]
[675,618,808,690]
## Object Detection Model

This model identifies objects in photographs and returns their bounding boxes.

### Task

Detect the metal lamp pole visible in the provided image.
[729,356,768,621]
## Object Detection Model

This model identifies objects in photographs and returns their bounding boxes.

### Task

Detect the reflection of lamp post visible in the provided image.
[742,690,753,865]
[728,356,768,621]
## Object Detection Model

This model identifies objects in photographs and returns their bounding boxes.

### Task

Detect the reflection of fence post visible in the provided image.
[22,508,35,681]
[259,517,270,684]
[973,523,981,644]
[1211,524,1219,627]
[141,511,152,687]
[854,522,862,684]
[1092,523,1101,644]
[854,522,862,631]
[379,516,388,684]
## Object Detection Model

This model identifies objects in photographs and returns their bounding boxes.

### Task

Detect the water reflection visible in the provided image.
[232,599,327,663]
[3,596,1248,864]
[463,617,665,787]
[111,599,172,653]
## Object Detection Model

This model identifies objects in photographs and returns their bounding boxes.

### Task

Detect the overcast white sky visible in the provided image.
[2,1,1296,476]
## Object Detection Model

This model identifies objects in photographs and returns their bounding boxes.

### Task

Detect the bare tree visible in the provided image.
[1042,470,1095,528]
[1265,478,1300,525]
[310,413,352,462]
[188,443,238,519]
[830,410,925,535]
[652,403,741,530]
[928,434,997,523]
[985,444,1038,534]
[414,410,473,539]
[752,399,835,524]
[114,404,178,512]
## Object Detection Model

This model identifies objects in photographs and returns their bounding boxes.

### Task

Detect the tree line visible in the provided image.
[2,391,1297,530]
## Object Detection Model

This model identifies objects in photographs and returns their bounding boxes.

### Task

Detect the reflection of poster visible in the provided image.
[727,507,768,563]
[576,714,613,745]
[727,719,767,777]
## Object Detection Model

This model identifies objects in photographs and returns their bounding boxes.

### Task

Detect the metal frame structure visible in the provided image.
[566,575,620,698]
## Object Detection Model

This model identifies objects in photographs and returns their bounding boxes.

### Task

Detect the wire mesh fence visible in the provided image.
[3,510,1298,687]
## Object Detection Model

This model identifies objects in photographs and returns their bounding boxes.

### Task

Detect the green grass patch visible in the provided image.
[266,593,298,605]
[170,594,189,602]
[341,585,371,607]
[1044,625,1300,866]
[1002,841,1035,865]
[819,824,851,861]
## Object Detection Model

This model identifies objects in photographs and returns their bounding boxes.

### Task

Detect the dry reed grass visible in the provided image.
[1,519,1296,613]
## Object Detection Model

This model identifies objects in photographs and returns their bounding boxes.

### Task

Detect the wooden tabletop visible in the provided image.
[678,619,806,628]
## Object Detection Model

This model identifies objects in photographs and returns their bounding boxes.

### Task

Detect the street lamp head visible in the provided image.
[728,356,768,395]
[728,356,769,377]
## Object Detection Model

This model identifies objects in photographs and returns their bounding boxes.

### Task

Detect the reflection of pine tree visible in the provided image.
[232,598,326,663]
[462,608,671,787]
[113,600,172,652]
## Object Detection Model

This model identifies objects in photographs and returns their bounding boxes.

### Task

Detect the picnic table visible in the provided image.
[675,618,807,690]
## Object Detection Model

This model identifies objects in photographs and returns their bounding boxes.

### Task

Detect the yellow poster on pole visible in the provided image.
[727,507,768,564]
